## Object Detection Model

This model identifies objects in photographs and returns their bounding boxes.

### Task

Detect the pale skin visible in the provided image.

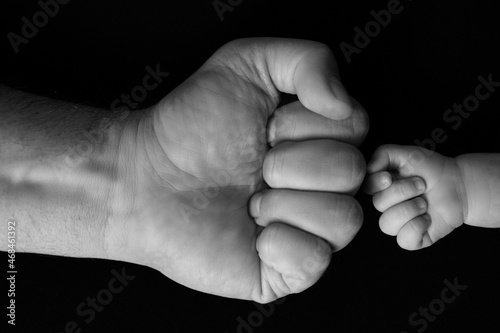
[0,38,369,303]
[364,144,500,250]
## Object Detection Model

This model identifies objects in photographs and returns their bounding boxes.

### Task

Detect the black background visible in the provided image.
[2,0,500,332]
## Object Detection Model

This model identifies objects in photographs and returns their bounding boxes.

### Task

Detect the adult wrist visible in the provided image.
[454,155,471,226]
[103,107,150,262]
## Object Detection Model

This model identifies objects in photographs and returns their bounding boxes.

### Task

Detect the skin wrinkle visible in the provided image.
[261,45,280,108]
[408,218,423,238]
[320,152,334,187]
[455,157,470,225]
[230,42,273,103]
[220,116,240,160]
[337,200,358,247]
[269,190,282,221]
[259,225,290,296]
[143,130,185,189]
[346,110,358,138]
[220,41,277,109]
[149,111,216,191]
[263,263,282,302]
[349,149,361,190]
[276,148,287,188]
[401,199,413,221]
[264,149,275,187]
[289,106,299,137]
[204,60,276,114]
[399,179,411,198]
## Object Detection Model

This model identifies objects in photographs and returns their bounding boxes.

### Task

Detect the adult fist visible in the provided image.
[107,38,368,303]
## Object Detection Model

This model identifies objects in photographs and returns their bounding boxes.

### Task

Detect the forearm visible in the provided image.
[0,85,136,258]
[456,153,500,228]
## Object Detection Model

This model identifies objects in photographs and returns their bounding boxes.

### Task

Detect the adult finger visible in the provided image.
[263,139,366,193]
[256,223,332,297]
[207,38,353,120]
[267,98,369,147]
[249,189,363,251]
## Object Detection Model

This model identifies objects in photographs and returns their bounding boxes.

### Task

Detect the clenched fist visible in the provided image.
[107,38,369,302]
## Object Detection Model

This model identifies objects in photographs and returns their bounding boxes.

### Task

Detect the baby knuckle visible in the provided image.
[378,215,392,235]
[401,202,413,220]
[372,193,387,212]
[398,180,412,197]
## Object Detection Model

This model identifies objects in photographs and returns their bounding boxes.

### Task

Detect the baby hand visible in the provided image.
[364,145,467,250]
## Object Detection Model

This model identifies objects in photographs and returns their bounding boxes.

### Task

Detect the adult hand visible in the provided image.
[108,38,368,302]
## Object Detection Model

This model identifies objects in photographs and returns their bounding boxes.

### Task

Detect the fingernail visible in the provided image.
[249,192,264,217]
[423,214,431,222]
[416,198,426,210]
[414,179,425,191]
[329,77,352,105]
[380,173,391,186]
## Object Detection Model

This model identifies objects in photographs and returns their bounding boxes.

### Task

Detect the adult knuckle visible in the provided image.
[264,190,282,218]
[263,148,281,187]
[346,199,363,233]
[351,103,370,145]
[276,105,298,137]
[332,198,363,250]
[257,223,282,258]
[348,146,366,186]
[334,197,363,235]
[308,41,332,55]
